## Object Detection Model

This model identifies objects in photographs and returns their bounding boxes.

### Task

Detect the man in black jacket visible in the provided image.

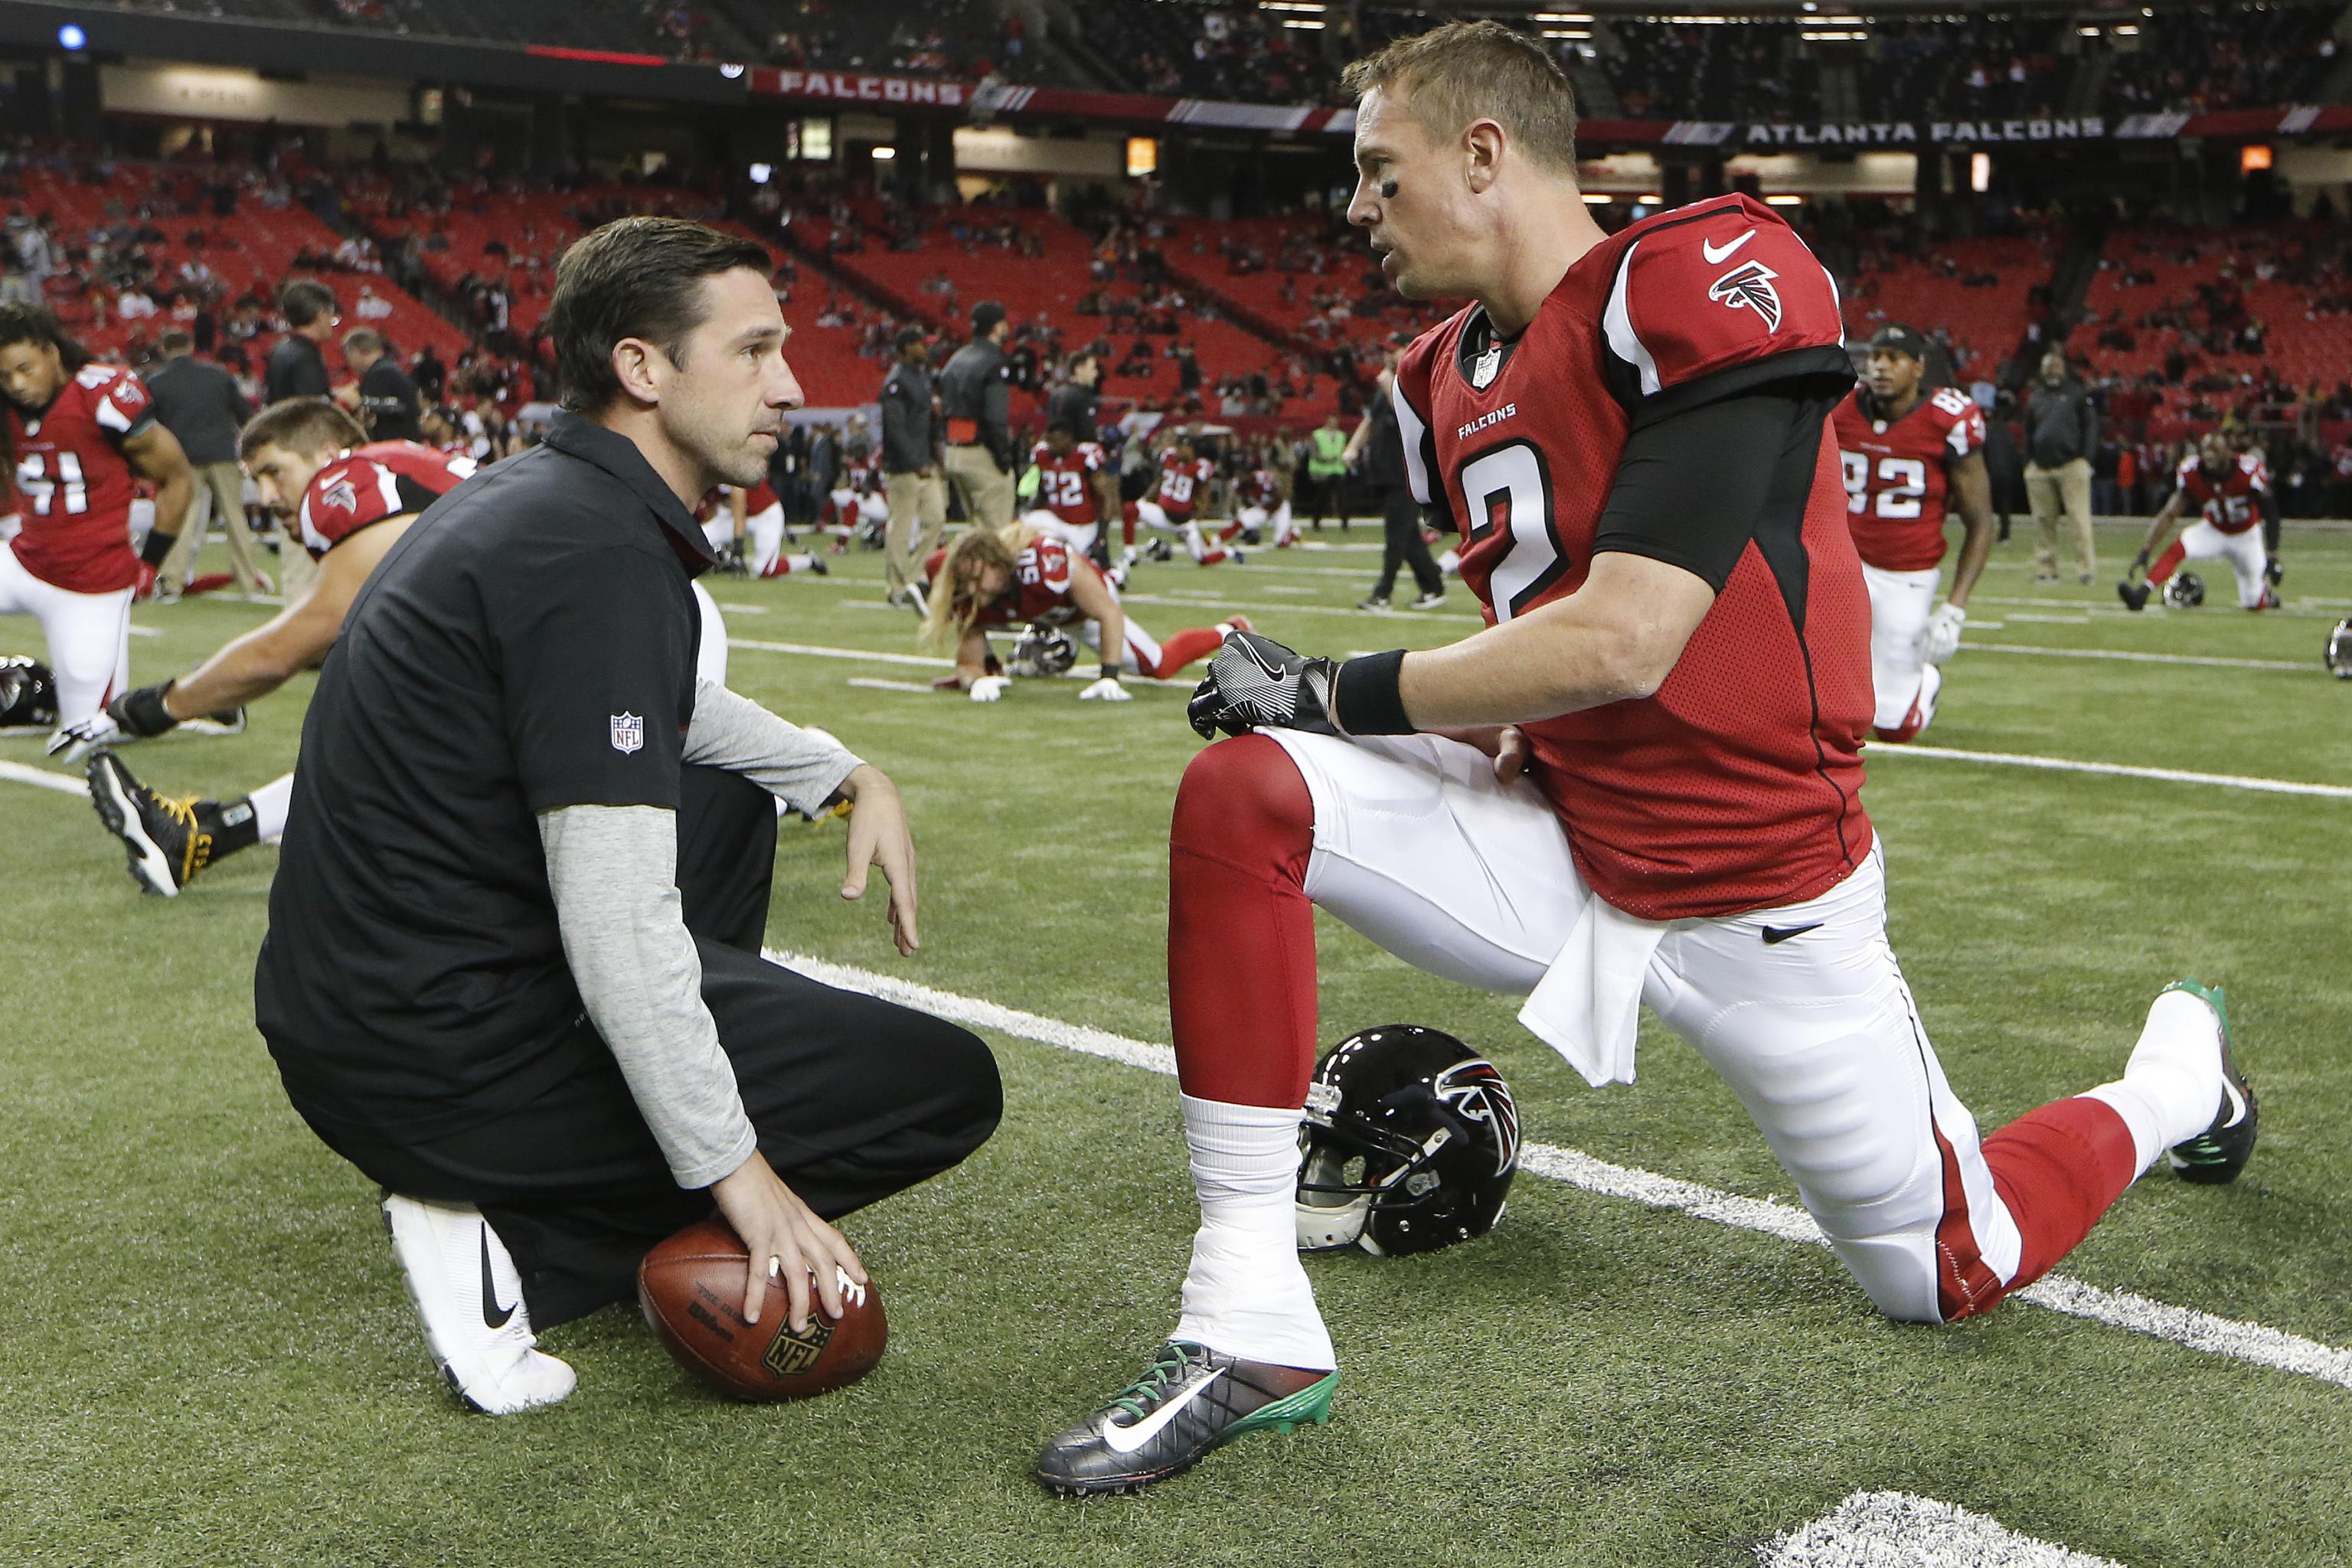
[938,301,1014,527]
[265,280,336,406]
[2023,349,2099,583]
[147,330,264,598]
[880,325,946,606]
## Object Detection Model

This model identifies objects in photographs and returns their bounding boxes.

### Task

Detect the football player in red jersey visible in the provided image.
[1037,21,2256,1498]
[0,305,194,729]
[1125,430,1244,567]
[698,479,825,578]
[920,522,1246,702]
[1018,419,1119,560]
[53,399,473,895]
[2118,431,2282,612]
[1831,323,1996,740]
[1234,449,1298,547]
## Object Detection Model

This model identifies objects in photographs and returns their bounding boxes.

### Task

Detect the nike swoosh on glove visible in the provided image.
[1919,603,1965,665]
[969,675,1011,703]
[1187,628,1341,740]
[1078,677,1132,701]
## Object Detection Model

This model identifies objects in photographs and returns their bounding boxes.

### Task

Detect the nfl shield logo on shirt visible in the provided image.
[1470,344,1502,390]
[610,712,644,754]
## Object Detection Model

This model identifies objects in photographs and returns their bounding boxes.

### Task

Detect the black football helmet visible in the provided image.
[1295,1024,1521,1257]
[2327,619,2352,681]
[1008,622,1077,678]
[0,655,57,728]
[2164,571,2206,609]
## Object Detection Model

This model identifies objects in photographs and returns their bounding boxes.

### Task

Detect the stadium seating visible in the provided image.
[1840,234,2057,384]
[2099,3,2344,116]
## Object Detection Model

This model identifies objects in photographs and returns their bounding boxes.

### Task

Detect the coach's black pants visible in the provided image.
[320,766,1002,1328]
[1370,486,1444,601]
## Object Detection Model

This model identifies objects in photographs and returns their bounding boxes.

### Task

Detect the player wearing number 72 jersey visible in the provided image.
[1831,322,1996,741]
[1039,20,2255,1499]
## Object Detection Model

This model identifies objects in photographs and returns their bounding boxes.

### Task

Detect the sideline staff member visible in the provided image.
[255,218,1001,1416]
[938,299,1014,527]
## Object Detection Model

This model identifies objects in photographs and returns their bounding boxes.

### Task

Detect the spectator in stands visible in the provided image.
[881,325,948,609]
[2024,349,2100,584]
[267,279,338,406]
[343,326,422,444]
[147,328,266,601]
[354,283,394,322]
[939,301,1016,528]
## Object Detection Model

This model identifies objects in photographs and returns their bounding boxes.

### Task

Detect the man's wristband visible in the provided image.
[139,530,177,569]
[1099,663,1119,684]
[1333,648,1413,736]
[116,681,180,736]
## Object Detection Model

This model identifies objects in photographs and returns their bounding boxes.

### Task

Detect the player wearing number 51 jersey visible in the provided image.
[0,305,194,728]
[1831,322,1996,741]
[1040,21,2255,1500]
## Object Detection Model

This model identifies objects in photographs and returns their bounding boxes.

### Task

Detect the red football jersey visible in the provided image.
[1030,439,1108,529]
[1240,468,1281,509]
[1832,384,1987,572]
[923,534,1098,629]
[298,440,476,557]
[1155,451,1212,518]
[2176,451,2269,534]
[1393,193,1872,920]
[5,362,156,593]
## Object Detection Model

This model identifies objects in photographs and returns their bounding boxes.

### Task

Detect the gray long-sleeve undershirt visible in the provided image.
[537,682,863,1189]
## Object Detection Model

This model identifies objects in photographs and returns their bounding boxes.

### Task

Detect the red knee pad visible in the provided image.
[1168,736,1320,1108]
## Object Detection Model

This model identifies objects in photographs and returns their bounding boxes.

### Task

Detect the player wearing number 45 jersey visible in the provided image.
[1037,21,2259,1499]
[0,304,194,729]
[2118,432,2282,612]
[1831,323,1996,741]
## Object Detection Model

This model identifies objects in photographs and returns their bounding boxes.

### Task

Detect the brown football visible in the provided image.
[636,1216,887,1401]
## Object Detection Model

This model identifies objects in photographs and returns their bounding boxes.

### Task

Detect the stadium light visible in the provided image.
[1802,31,1869,40]
[1766,194,1805,205]
[57,23,87,50]
[1259,2,1325,11]
[748,162,773,184]
[1531,11,1593,20]
[719,62,746,79]
[1581,193,1615,204]
[871,146,896,161]
[2079,25,2102,36]
[1541,28,1592,38]
[1282,18,1325,27]
[2242,144,2273,172]
[1970,152,1991,192]
[2115,24,2139,34]
[1639,192,1663,204]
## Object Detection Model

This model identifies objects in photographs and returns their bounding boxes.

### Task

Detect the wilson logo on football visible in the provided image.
[319,476,359,514]
[1707,259,1784,333]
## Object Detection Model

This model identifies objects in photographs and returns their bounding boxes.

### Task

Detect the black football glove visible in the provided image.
[47,681,178,761]
[1187,628,1342,740]
[2265,555,2285,587]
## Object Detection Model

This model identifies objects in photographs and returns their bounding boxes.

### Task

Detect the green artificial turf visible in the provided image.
[2,517,2347,1565]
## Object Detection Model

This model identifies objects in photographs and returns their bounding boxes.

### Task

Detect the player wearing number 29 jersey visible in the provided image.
[1393,191,1870,918]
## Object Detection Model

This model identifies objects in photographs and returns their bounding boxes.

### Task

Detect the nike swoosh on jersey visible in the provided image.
[1101,1368,1225,1455]
[1702,230,1757,264]
[1761,922,1823,945]
[479,1225,518,1330]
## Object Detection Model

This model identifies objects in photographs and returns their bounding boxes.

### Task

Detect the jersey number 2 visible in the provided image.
[1461,442,1566,622]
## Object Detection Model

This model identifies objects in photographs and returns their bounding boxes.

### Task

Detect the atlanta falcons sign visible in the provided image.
[1707,259,1784,333]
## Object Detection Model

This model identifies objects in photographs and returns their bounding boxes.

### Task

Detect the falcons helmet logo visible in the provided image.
[318,475,359,514]
[1433,1058,1521,1176]
[1707,259,1784,333]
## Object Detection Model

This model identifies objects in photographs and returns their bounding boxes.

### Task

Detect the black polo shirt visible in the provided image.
[265,333,329,405]
[358,357,423,442]
[255,413,723,1143]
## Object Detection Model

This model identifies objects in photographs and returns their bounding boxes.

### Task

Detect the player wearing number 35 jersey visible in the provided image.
[1831,322,1996,741]
[1040,20,2256,1501]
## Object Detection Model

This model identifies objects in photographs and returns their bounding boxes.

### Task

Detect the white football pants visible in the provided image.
[0,543,132,725]
[1026,509,1099,560]
[1860,562,1940,734]
[2174,521,2269,609]
[1264,727,2069,1325]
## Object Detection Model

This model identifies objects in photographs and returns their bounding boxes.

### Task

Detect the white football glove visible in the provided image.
[45,709,122,763]
[1077,676,1132,702]
[968,675,1010,703]
[1920,602,1966,665]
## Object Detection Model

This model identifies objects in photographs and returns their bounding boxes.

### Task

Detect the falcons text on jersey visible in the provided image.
[1393,193,1872,920]
[1832,384,1987,572]
[5,361,156,593]
[299,441,478,557]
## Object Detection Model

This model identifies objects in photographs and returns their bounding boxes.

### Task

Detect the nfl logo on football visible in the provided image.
[609,712,644,754]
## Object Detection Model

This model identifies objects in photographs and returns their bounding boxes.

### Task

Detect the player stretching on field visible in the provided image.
[0,304,194,730]
[1036,21,2259,1497]
[1018,419,1121,562]
[2118,431,2282,612]
[53,399,474,894]
[1831,323,1996,741]
[922,522,1247,703]
[1125,431,1242,567]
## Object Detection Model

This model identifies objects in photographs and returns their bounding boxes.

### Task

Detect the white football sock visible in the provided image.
[1171,1094,1335,1371]
[248,771,296,844]
[2082,988,2225,1170]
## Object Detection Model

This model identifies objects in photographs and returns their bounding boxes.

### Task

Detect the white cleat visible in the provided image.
[381,1194,577,1415]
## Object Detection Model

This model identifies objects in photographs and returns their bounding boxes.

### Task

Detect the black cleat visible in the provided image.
[2118,578,2151,612]
[2161,978,2258,1185]
[1036,1341,1337,1498]
[1146,537,1174,563]
[85,750,224,897]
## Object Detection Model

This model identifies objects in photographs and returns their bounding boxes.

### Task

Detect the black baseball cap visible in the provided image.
[893,324,926,351]
[1866,323,1932,361]
[972,300,1006,335]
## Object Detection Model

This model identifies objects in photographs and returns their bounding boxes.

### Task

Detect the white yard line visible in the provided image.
[845,678,943,695]
[1962,642,2310,671]
[1758,1491,2127,1568]
[769,949,2352,1396]
[1875,743,2352,799]
[0,758,89,795]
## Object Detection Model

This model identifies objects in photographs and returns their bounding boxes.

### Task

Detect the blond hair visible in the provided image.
[1340,20,1579,173]
[918,522,1031,652]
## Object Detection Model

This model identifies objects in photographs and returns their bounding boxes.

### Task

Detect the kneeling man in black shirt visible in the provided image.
[255,217,1001,1413]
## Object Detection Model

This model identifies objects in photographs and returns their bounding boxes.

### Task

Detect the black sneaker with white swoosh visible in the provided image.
[1035,1341,1338,1497]
[2161,978,2259,1184]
